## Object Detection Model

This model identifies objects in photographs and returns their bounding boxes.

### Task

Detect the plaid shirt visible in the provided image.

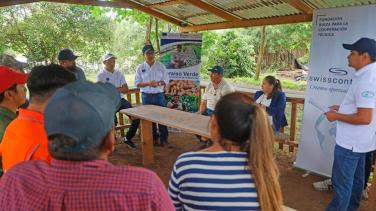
[0,159,174,211]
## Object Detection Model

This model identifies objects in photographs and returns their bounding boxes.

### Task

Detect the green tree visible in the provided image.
[204,31,256,78]
[0,3,113,64]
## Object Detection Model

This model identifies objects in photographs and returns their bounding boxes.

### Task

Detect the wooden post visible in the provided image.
[254,26,266,80]
[369,162,376,208]
[136,92,141,105]
[279,127,284,150]
[118,113,125,137]
[289,101,297,152]
[140,119,154,166]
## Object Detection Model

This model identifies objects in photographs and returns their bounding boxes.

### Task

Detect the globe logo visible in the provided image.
[314,113,336,154]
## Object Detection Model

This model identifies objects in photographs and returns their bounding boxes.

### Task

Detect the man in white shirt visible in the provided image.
[325,37,376,211]
[97,53,138,149]
[135,45,169,146]
[199,65,235,116]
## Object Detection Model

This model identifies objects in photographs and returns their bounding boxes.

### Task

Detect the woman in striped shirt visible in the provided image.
[168,92,283,211]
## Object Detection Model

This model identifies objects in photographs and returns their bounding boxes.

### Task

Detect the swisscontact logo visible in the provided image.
[361,91,375,98]
[329,68,348,76]
[309,67,352,85]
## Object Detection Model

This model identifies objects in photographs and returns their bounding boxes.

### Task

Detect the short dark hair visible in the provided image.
[48,134,107,161]
[27,64,76,101]
[0,84,17,103]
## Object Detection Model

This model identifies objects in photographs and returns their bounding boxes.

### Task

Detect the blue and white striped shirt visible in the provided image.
[168,151,260,211]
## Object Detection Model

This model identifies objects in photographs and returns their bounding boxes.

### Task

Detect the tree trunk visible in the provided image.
[145,15,153,45]
[255,26,266,80]
[155,18,160,54]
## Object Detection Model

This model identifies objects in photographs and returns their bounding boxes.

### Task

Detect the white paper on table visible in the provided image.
[308,98,330,113]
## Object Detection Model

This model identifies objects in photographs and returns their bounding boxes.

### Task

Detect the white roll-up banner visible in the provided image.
[295,5,376,177]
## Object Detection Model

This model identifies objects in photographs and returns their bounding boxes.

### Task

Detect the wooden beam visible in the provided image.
[149,0,184,8]
[287,0,313,14]
[42,0,186,26]
[0,0,40,7]
[179,13,313,32]
[183,0,241,21]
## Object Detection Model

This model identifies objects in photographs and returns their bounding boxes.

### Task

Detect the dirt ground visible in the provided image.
[109,132,372,211]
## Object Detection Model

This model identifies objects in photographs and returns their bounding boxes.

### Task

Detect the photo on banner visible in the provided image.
[295,5,376,177]
[160,33,202,112]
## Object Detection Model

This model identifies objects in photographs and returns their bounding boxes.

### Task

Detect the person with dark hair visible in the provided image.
[0,64,76,173]
[0,81,175,210]
[0,66,28,175]
[325,37,376,211]
[169,92,283,210]
[199,65,234,116]
[58,48,86,80]
[254,75,288,132]
[167,95,184,111]
[97,53,139,149]
[135,44,170,146]
[169,44,187,69]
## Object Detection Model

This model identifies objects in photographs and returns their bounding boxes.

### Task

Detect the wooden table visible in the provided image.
[120,105,210,165]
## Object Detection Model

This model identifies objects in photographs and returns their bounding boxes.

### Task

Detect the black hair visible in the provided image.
[48,134,107,161]
[27,64,76,101]
[0,84,17,103]
[263,75,282,98]
[214,92,255,147]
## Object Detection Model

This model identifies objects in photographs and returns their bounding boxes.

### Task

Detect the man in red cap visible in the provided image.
[0,65,28,175]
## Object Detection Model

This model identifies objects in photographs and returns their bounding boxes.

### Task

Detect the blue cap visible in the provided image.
[58,49,79,61]
[44,81,120,153]
[343,37,376,58]
[208,65,224,75]
[142,44,155,54]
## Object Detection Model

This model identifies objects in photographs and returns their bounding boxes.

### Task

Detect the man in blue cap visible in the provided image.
[325,37,376,211]
[199,65,234,116]
[58,48,86,81]
[135,44,169,146]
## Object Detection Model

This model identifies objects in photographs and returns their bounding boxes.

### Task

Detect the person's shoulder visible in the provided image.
[5,160,48,178]
[112,165,160,182]
[274,91,286,98]
[156,61,166,69]
[222,79,234,88]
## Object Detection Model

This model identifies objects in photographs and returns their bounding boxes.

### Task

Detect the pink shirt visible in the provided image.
[0,159,174,210]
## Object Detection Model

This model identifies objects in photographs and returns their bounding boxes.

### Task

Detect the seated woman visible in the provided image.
[168,93,283,211]
[254,75,288,132]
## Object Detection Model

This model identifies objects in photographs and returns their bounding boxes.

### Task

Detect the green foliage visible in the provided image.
[202,31,256,78]
[165,94,199,112]
[0,3,112,63]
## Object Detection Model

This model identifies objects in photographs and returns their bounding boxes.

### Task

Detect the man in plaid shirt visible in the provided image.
[0,80,174,210]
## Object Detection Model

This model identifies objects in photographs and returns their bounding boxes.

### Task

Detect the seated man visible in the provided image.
[0,81,174,210]
[199,65,234,116]
[0,66,28,175]
[97,53,139,148]
[58,49,86,81]
[0,64,76,173]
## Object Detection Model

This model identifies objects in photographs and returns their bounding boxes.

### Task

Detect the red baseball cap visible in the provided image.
[0,66,28,93]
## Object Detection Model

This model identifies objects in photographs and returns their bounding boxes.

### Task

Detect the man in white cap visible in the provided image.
[97,53,139,149]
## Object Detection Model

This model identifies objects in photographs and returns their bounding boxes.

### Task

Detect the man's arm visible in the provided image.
[199,100,207,113]
[117,83,129,94]
[326,108,373,125]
